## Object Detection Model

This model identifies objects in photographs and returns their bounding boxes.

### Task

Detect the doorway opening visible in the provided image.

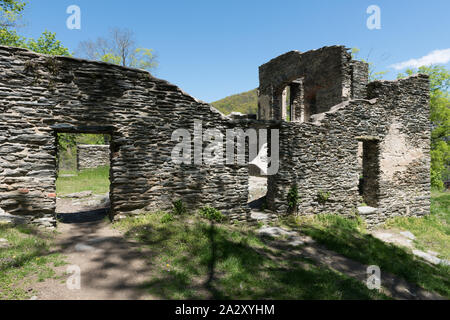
[279,78,311,123]
[55,132,112,223]
[358,139,380,207]
[248,134,268,210]
[281,85,291,121]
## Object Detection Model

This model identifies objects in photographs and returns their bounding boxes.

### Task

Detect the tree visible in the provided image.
[398,65,450,189]
[77,27,158,71]
[0,0,25,47]
[26,30,70,56]
[0,0,25,28]
[0,0,70,56]
[1,0,83,164]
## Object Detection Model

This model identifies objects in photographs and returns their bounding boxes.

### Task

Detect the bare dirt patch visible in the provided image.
[30,196,155,300]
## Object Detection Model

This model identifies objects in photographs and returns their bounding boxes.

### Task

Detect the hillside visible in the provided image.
[211,88,258,115]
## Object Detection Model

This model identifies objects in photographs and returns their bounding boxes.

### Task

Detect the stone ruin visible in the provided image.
[259,46,431,225]
[0,45,431,227]
[76,144,110,171]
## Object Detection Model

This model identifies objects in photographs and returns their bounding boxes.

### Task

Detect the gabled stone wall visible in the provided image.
[0,46,250,225]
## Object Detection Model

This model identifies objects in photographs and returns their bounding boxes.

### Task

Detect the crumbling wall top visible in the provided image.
[258,45,368,121]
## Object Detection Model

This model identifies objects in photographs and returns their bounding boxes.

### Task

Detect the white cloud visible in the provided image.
[389,48,450,70]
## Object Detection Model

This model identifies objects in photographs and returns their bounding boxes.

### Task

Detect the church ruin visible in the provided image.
[0,45,431,227]
[258,46,431,225]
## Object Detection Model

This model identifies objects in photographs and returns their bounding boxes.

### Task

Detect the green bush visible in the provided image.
[431,140,449,190]
[172,199,187,215]
[398,65,449,190]
[161,213,174,224]
[317,191,330,205]
[199,206,225,222]
[287,185,300,213]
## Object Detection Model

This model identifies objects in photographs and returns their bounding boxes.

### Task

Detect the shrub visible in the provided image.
[287,185,300,213]
[431,141,449,190]
[317,191,330,205]
[199,206,225,222]
[172,199,187,215]
[161,213,174,224]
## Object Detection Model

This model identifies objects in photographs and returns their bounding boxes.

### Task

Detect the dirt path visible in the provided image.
[31,198,155,300]
[31,195,444,300]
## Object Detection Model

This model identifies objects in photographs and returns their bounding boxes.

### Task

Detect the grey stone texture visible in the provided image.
[77,144,110,170]
[258,46,369,121]
[260,46,431,227]
[0,44,431,227]
[0,45,250,226]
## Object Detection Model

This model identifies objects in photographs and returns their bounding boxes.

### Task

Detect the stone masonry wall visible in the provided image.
[77,144,110,170]
[267,75,430,226]
[0,46,250,225]
[0,44,431,228]
[258,46,368,121]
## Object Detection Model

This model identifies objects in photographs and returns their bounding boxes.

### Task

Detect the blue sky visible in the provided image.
[19,0,450,102]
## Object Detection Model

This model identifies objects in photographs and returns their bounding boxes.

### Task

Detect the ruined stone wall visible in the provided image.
[351,61,369,99]
[0,46,249,225]
[258,46,368,121]
[76,145,110,170]
[367,77,431,223]
[0,44,430,228]
[267,75,430,226]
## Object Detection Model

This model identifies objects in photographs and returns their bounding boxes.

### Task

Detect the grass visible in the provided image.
[385,190,450,260]
[287,192,450,298]
[56,166,110,195]
[0,224,66,300]
[114,212,388,300]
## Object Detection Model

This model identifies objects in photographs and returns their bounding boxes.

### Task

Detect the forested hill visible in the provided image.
[211,88,258,115]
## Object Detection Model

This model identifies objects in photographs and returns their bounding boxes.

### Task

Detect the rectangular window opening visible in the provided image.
[358,139,380,207]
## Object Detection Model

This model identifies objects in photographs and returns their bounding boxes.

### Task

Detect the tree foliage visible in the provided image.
[0,0,70,55]
[0,0,25,28]
[398,65,450,189]
[58,133,107,153]
[26,30,70,56]
[211,88,258,115]
[0,0,25,46]
[77,28,158,71]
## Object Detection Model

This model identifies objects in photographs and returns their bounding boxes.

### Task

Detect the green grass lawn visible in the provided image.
[114,212,388,300]
[16,166,449,300]
[56,166,110,195]
[0,224,66,300]
[385,190,449,260]
[286,191,450,298]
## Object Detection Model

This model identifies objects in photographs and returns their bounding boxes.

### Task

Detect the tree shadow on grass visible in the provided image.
[0,223,67,300]
[0,224,57,272]
[281,216,450,298]
[123,216,387,300]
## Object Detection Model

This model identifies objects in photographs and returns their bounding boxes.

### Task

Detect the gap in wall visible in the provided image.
[359,139,380,207]
[55,132,111,223]
[248,137,268,210]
